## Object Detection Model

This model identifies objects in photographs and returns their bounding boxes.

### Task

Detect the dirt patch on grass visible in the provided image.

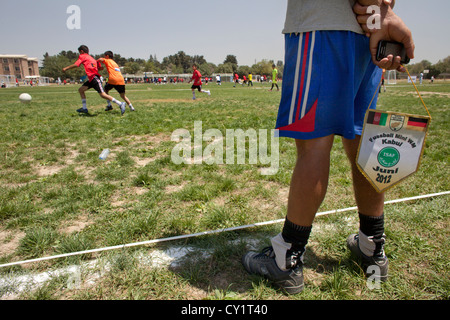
[113,132,171,146]
[165,182,187,194]
[31,133,170,179]
[0,229,25,258]
[59,215,93,235]
[407,91,450,98]
[36,165,63,176]
[134,98,193,104]
[131,156,156,167]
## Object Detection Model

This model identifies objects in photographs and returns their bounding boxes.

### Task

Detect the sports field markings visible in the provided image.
[0,191,448,269]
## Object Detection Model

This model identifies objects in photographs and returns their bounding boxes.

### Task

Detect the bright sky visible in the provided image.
[1,0,449,67]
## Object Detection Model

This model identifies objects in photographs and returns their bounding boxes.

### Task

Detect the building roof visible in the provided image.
[0,54,38,61]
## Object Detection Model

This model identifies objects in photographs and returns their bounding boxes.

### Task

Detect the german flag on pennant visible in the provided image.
[367,111,388,126]
[407,116,429,132]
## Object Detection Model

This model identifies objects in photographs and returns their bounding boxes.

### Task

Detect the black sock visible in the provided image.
[281,218,312,253]
[358,212,384,239]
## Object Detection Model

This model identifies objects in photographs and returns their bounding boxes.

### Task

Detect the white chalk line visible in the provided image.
[1,191,448,269]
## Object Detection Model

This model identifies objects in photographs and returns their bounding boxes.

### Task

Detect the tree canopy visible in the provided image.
[40,48,448,81]
[39,50,285,80]
[402,56,450,78]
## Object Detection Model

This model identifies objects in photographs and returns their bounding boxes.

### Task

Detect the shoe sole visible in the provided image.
[273,280,304,295]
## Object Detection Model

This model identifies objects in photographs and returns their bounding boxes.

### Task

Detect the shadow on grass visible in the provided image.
[164,233,345,297]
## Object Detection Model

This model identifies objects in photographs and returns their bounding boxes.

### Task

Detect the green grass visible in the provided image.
[0,80,448,300]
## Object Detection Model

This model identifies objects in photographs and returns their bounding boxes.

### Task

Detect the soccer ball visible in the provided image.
[19,93,32,103]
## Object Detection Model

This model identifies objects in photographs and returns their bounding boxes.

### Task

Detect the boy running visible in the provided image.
[98,51,135,112]
[233,72,239,87]
[62,45,126,115]
[188,64,210,100]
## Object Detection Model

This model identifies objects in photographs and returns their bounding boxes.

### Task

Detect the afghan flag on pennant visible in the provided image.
[407,116,429,132]
[367,111,388,126]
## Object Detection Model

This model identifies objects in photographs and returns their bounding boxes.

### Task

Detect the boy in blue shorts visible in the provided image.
[242,0,414,294]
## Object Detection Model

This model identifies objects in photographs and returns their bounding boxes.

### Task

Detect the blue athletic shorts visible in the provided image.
[275,31,382,140]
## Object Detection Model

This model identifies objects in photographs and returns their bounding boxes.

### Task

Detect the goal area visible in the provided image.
[0,75,50,87]
[386,70,397,85]
[0,75,16,88]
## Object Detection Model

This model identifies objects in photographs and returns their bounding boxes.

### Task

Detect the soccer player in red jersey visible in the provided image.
[62,45,126,115]
[233,72,239,87]
[188,64,210,100]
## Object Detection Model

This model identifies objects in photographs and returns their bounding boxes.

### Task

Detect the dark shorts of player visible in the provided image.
[275,31,382,140]
[191,85,202,92]
[82,75,104,94]
[104,83,126,94]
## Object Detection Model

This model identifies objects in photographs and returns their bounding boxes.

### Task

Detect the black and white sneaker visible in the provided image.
[105,105,113,111]
[347,234,389,282]
[242,247,304,294]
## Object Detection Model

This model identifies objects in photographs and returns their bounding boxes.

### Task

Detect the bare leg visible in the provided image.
[342,136,385,217]
[120,92,132,105]
[78,86,88,99]
[287,135,335,227]
[99,92,116,101]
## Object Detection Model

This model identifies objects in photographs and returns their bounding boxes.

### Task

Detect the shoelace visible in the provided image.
[255,247,275,259]
[286,249,303,269]
[255,246,303,269]
[358,234,386,258]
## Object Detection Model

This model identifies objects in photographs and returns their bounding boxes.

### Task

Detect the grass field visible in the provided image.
[0,80,448,300]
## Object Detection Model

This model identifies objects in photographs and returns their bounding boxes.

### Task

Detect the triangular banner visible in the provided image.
[357,110,430,193]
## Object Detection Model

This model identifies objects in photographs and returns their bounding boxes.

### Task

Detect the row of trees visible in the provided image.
[403,56,450,79]
[40,51,284,80]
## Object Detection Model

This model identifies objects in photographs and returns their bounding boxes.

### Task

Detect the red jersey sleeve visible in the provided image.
[75,57,83,67]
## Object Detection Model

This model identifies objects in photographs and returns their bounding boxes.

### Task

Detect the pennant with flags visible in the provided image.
[357,110,430,193]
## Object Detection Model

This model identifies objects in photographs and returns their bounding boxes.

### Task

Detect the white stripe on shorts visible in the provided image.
[301,31,315,119]
[288,31,316,125]
[95,77,104,93]
[289,33,303,125]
